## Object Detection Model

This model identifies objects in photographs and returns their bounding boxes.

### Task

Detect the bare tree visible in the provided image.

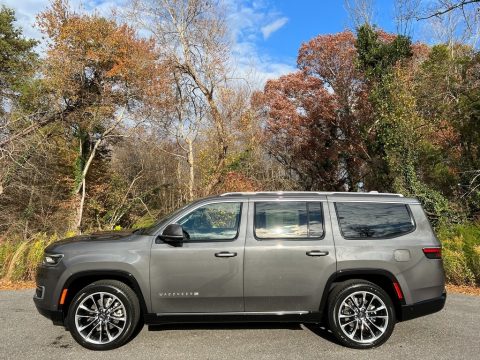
[394,0,422,35]
[344,0,376,28]
[417,0,479,19]
[149,70,206,201]
[129,0,233,195]
[417,0,480,48]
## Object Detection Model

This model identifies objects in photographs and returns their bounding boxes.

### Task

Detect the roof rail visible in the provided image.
[219,191,403,197]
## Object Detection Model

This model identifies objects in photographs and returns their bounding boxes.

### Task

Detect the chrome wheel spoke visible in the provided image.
[78,318,97,331]
[89,295,99,312]
[362,292,367,308]
[109,304,123,313]
[78,304,97,314]
[341,318,357,328]
[107,320,123,330]
[106,325,114,341]
[76,314,94,319]
[363,320,376,338]
[367,305,385,313]
[347,321,359,339]
[366,317,386,332]
[86,322,100,340]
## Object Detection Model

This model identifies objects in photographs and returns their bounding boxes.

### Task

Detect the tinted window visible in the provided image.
[178,202,242,241]
[254,202,324,239]
[335,202,415,239]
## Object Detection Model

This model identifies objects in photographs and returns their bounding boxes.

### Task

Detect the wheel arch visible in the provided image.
[319,269,405,320]
[59,270,148,321]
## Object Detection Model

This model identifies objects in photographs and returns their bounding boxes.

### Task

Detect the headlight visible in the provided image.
[42,253,64,266]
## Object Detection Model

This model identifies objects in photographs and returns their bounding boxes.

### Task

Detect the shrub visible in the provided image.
[437,223,480,286]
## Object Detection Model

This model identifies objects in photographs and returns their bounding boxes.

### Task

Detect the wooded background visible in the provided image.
[1,0,480,285]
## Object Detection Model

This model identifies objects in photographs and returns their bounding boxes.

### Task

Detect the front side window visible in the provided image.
[254,201,324,239]
[335,202,415,239]
[177,202,242,241]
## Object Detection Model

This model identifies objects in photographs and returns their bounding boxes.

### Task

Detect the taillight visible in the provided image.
[423,247,442,259]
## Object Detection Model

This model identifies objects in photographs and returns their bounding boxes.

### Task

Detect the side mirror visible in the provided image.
[158,223,184,244]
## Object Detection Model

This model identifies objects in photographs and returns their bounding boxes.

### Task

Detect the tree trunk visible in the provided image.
[74,178,86,232]
[203,99,228,195]
[186,137,195,201]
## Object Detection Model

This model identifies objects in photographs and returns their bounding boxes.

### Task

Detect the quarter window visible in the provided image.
[177,202,242,241]
[254,202,324,239]
[335,202,415,239]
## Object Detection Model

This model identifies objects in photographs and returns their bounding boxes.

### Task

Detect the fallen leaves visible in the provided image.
[446,284,480,296]
[0,279,35,290]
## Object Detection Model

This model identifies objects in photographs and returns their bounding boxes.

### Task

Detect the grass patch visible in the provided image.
[0,233,61,282]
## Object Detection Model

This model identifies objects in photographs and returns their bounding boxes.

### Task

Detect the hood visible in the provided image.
[45,229,136,252]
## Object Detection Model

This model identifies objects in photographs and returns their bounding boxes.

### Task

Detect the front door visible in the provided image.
[150,200,247,313]
[244,198,337,312]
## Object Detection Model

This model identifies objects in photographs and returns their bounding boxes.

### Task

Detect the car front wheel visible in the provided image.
[67,279,140,350]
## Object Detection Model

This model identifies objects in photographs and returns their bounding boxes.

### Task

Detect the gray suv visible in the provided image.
[34,192,446,350]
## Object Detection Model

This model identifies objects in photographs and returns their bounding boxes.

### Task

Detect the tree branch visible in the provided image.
[417,0,480,20]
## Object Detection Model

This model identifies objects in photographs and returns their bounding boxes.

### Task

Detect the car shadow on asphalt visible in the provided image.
[302,324,341,345]
[148,322,303,331]
[147,322,340,345]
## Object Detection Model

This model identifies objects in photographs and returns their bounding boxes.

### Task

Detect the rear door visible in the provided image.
[243,197,337,312]
[150,200,247,313]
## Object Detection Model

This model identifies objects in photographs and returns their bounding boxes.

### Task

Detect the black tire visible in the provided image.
[327,279,395,349]
[67,279,140,350]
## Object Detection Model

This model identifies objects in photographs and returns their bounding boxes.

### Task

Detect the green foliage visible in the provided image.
[356,25,412,80]
[437,223,480,285]
[0,6,38,103]
[132,215,156,229]
[354,25,460,224]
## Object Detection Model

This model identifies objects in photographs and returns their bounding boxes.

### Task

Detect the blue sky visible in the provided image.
[4,0,416,86]
[250,1,401,64]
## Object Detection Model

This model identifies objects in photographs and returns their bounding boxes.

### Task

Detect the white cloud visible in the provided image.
[261,16,288,39]
[225,1,295,87]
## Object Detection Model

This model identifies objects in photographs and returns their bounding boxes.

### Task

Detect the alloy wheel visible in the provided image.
[337,290,389,344]
[74,291,127,345]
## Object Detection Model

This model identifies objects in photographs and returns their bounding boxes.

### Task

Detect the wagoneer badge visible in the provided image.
[159,292,199,297]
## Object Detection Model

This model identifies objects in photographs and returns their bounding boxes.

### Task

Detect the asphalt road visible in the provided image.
[1,290,479,360]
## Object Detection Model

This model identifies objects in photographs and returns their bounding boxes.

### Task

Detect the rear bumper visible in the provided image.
[400,292,446,321]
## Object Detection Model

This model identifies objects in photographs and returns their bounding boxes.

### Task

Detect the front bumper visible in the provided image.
[33,264,67,326]
[33,297,64,326]
[400,292,447,321]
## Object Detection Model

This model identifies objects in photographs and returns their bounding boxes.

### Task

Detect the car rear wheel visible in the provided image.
[327,279,395,349]
[67,279,140,350]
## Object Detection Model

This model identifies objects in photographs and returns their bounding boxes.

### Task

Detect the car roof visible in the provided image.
[206,191,419,204]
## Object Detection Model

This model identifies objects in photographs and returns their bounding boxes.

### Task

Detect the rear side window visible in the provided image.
[254,202,324,239]
[335,202,415,239]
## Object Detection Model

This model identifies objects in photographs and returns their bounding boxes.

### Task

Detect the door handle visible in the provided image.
[306,250,329,257]
[215,251,237,258]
